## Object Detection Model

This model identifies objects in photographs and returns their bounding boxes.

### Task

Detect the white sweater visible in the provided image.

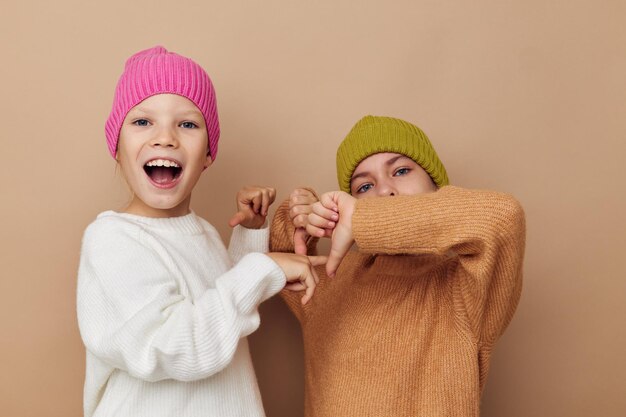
[77,211,286,417]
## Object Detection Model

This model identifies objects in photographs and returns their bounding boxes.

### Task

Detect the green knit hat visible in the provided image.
[336,115,449,193]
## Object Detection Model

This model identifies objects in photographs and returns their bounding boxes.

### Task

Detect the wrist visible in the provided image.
[339,193,356,231]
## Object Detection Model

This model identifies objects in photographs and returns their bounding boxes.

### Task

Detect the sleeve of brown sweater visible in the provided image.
[352,185,526,347]
[269,192,320,322]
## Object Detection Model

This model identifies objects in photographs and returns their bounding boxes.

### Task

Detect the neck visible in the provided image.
[124,195,192,218]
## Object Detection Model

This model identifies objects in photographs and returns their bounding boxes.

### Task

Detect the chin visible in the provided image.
[153,199,187,211]
[137,194,188,213]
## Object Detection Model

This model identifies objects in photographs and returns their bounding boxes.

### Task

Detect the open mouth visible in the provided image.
[143,158,183,187]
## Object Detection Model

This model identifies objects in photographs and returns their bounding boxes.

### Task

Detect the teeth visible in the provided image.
[146,159,180,168]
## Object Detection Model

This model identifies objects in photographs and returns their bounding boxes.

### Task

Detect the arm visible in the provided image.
[269,190,321,321]
[77,221,286,383]
[228,225,270,262]
[352,186,526,345]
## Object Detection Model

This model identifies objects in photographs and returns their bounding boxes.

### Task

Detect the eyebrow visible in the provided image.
[177,109,204,117]
[350,155,410,182]
[129,107,202,118]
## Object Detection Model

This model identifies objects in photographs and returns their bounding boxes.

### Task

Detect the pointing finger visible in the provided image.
[294,228,309,255]
[228,211,247,228]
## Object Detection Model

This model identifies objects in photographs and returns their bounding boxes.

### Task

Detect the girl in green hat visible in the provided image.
[270,115,526,417]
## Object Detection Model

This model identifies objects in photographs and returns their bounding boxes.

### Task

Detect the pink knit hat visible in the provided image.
[105,46,220,159]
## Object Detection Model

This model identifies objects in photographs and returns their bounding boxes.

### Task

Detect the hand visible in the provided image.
[266,253,327,305]
[288,188,321,255]
[229,186,276,229]
[307,191,356,277]
[305,199,339,239]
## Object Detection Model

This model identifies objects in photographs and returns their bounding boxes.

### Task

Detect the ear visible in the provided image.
[203,154,213,171]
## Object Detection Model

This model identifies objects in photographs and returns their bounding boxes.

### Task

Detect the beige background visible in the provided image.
[1,0,625,416]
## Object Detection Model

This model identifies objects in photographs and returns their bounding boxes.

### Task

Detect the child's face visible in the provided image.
[116,93,211,217]
[350,152,437,199]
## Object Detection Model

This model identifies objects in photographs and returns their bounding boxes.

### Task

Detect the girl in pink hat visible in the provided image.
[76,46,325,417]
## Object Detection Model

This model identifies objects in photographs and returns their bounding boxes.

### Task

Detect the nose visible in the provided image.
[149,125,179,149]
[376,180,397,197]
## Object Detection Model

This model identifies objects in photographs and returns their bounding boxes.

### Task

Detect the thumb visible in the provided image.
[326,226,352,277]
[307,255,328,267]
[319,191,339,211]
[228,211,246,228]
[293,228,309,255]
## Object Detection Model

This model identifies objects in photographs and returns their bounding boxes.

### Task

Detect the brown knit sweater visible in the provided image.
[270,186,525,417]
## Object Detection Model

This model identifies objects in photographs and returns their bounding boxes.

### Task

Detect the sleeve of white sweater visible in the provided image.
[77,218,286,383]
[227,224,270,262]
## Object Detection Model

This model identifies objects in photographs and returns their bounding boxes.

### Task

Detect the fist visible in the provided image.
[289,188,318,229]
[308,191,356,277]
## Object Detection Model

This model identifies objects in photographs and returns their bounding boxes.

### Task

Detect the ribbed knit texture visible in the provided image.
[77,211,286,417]
[336,116,449,193]
[105,46,220,159]
[270,186,525,417]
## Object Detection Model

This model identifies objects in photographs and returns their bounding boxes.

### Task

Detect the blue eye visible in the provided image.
[356,183,373,194]
[133,119,150,127]
[394,168,410,176]
[180,121,198,129]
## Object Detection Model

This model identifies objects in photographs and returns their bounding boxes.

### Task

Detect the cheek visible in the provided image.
[116,138,142,162]
[117,148,137,168]
[116,149,145,185]
[118,161,139,185]
[190,138,210,162]
[416,176,437,193]
[399,173,435,194]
